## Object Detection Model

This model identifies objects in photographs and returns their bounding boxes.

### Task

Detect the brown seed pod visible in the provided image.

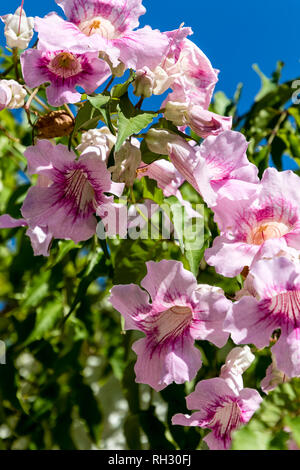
[35,110,74,139]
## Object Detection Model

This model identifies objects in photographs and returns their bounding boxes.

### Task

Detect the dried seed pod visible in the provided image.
[35,110,74,139]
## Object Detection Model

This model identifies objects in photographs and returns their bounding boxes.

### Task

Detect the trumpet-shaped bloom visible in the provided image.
[133,26,218,105]
[168,130,259,207]
[172,377,262,450]
[205,168,300,277]
[164,101,232,139]
[110,260,230,391]
[20,140,124,244]
[225,256,300,378]
[34,1,169,72]
[21,44,110,107]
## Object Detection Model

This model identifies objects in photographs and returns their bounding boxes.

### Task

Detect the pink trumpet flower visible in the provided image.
[110,260,230,391]
[20,140,124,244]
[172,346,261,450]
[225,255,300,378]
[205,168,300,277]
[34,0,169,73]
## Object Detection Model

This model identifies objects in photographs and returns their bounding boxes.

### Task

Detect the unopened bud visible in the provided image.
[261,357,290,394]
[164,101,188,126]
[220,346,255,393]
[110,139,141,187]
[35,110,74,139]
[76,127,116,161]
[1,7,34,50]
[0,79,26,110]
[145,129,186,155]
[133,67,155,98]
[186,106,232,138]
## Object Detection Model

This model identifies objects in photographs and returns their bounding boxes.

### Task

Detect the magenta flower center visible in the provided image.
[48,52,82,79]
[78,16,118,39]
[208,400,242,437]
[262,290,300,327]
[64,168,95,213]
[248,221,291,245]
[148,305,193,347]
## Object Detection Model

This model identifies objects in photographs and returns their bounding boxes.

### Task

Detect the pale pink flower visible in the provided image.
[20,140,124,244]
[225,256,300,378]
[154,33,219,108]
[110,260,230,391]
[172,376,262,450]
[21,43,110,107]
[133,26,193,97]
[34,1,169,72]
[205,168,300,277]
[168,130,258,207]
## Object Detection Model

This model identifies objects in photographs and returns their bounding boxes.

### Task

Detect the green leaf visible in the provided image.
[111,70,136,98]
[87,94,116,135]
[23,271,51,308]
[87,94,111,109]
[116,93,158,152]
[47,240,79,269]
[139,406,176,450]
[284,416,300,447]
[112,239,165,285]
[232,378,300,450]
[25,299,62,343]
[67,248,107,316]
[124,414,142,450]
[253,64,278,101]
[73,101,101,135]
[142,177,164,205]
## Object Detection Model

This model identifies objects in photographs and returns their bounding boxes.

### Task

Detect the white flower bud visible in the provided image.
[0,79,26,109]
[77,127,116,162]
[1,7,34,50]
[145,129,186,155]
[133,67,155,98]
[220,346,255,393]
[222,346,255,376]
[164,101,189,126]
[0,81,12,110]
[261,357,290,394]
[110,139,141,187]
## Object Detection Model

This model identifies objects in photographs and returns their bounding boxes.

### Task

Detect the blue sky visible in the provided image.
[0,0,299,113]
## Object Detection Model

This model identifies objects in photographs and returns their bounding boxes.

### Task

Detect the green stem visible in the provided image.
[12,48,20,81]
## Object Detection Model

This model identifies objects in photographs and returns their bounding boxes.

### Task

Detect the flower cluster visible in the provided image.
[0,0,299,451]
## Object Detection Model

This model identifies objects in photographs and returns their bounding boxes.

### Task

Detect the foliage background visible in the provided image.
[0,0,299,451]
